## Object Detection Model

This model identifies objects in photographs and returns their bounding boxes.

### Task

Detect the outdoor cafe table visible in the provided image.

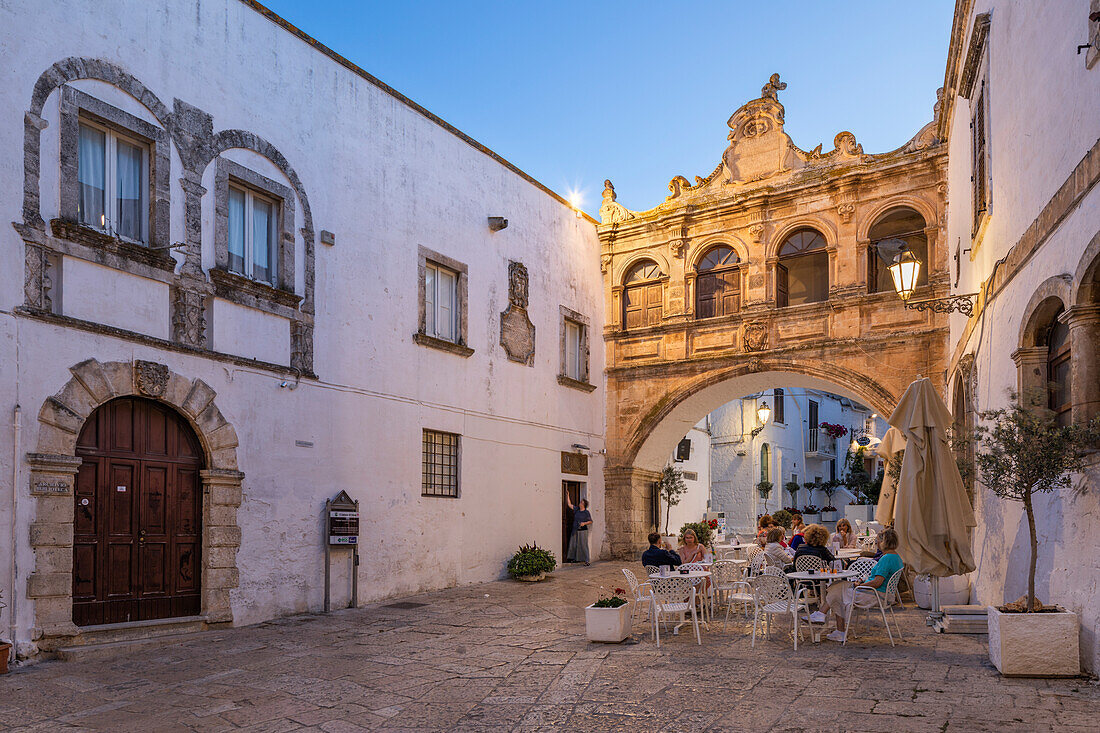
[649,570,713,632]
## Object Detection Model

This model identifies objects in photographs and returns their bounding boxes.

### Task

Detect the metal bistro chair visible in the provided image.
[843,567,906,646]
[847,557,878,584]
[621,568,653,629]
[792,554,827,606]
[750,573,813,650]
[748,552,767,577]
[713,560,753,628]
[680,562,714,621]
[650,576,702,647]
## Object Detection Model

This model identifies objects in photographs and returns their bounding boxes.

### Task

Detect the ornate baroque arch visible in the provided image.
[623,357,899,469]
[767,217,838,260]
[613,252,671,286]
[689,236,749,270]
[856,196,937,242]
[25,358,243,652]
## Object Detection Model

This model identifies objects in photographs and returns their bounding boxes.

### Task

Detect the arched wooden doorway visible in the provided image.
[73,397,203,625]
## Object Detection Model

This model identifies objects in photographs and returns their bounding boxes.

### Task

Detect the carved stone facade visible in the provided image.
[598,76,949,556]
[14,56,317,376]
[500,261,536,365]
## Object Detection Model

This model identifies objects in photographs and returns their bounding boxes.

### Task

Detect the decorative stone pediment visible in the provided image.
[500,261,536,366]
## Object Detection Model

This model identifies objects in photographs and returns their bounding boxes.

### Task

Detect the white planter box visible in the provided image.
[844,504,875,523]
[802,513,821,524]
[820,511,838,522]
[987,605,1080,677]
[585,602,633,643]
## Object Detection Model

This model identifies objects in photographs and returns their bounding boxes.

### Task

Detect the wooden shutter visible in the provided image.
[696,274,716,318]
[718,270,740,315]
[623,286,644,329]
[645,283,663,326]
[868,246,879,293]
[972,86,988,228]
[777,264,789,307]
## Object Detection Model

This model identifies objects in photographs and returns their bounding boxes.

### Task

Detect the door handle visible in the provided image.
[139,529,147,544]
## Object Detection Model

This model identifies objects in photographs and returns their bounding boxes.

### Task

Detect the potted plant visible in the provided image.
[756,480,773,513]
[819,421,848,440]
[585,588,633,642]
[507,543,557,582]
[801,504,820,524]
[820,481,840,522]
[656,465,687,536]
[974,396,1100,677]
[783,480,800,511]
[841,447,875,523]
[771,509,792,529]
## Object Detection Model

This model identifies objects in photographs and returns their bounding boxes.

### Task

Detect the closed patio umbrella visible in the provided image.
[889,378,976,584]
[874,427,906,525]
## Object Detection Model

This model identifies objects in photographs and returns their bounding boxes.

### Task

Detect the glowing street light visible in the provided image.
[750,400,771,438]
[889,249,922,302]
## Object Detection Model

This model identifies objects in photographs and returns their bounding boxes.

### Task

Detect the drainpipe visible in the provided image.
[9,404,19,655]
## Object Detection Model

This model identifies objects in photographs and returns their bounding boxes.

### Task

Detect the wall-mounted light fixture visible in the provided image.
[751,401,771,438]
[887,245,978,316]
[488,216,508,232]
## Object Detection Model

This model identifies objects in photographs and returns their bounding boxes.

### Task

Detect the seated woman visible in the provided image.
[791,524,836,569]
[678,528,708,564]
[816,528,903,642]
[761,527,791,569]
[829,518,858,550]
[755,514,773,540]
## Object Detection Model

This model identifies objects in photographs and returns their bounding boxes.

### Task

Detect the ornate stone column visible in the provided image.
[200,469,244,624]
[25,453,83,641]
[602,466,661,559]
[172,171,211,348]
[1062,304,1100,425]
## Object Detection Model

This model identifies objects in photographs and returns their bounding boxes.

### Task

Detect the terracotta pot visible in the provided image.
[0,642,11,675]
[585,602,633,642]
[987,605,1080,677]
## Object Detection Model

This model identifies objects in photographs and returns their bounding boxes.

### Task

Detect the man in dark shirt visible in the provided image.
[641,532,682,568]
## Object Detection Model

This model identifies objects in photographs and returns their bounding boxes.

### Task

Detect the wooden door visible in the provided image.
[562,481,582,555]
[73,397,203,626]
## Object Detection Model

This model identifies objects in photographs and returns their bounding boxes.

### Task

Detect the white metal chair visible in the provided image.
[843,567,906,646]
[847,557,878,584]
[649,576,701,647]
[750,574,814,650]
[680,562,714,620]
[748,552,766,577]
[621,568,653,629]
[792,554,827,604]
[859,535,879,552]
[713,560,753,628]
[643,565,661,577]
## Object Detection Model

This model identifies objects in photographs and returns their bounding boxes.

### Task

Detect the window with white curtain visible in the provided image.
[424,262,459,342]
[227,184,278,285]
[565,319,583,381]
[77,121,147,243]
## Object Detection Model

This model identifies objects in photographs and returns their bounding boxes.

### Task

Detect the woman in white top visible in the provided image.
[829,518,858,550]
[761,527,790,568]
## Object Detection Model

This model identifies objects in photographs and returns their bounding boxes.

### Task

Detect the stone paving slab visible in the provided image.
[1,562,1099,731]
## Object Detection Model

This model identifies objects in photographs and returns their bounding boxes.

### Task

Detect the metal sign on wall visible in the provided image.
[561,451,588,476]
[327,490,359,545]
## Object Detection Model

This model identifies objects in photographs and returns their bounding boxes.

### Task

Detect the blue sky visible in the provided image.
[261,1,955,216]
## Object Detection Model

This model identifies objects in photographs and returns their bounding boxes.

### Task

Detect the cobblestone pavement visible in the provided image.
[2,562,1098,732]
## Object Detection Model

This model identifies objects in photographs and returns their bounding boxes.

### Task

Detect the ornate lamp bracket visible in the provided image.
[902,293,979,317]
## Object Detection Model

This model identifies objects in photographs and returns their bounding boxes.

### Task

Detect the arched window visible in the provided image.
[760,443,771,483]
[777,228,828,306]
[622,260,664,329]
[1047,309,1071,426]
[869,207,929,293]
[695,245,741,318]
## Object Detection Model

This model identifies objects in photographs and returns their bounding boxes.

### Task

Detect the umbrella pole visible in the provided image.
[927,575,945,629]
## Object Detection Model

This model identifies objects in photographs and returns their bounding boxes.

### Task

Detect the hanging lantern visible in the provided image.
[756,401,771,427]
[889,249,922,301]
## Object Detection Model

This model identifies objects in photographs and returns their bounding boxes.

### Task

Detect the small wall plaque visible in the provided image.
[32,479,71,496]
[561,451,588,476]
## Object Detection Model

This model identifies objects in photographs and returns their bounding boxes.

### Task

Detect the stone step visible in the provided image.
[69,616,207,646]
[57,630,207,663]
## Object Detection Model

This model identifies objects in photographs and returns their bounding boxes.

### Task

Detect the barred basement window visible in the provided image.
[422,429,460,497]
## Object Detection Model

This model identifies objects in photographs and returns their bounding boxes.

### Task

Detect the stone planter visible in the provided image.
[513,572,545,582]
[820,510,838,523]
[585,602,633,643]
[844,504,875,524]
[987,605,1080,677]
[802,513,821,525]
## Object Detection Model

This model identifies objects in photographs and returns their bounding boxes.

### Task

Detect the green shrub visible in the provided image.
[506,543,557,578]
[678,520,714,547]
[771,509,792,529]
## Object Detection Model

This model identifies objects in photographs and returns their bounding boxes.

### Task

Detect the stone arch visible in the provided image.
[768,218,838,259]
[614,251,671,287]
[1018,275,1071,347]
[22,57,174,228]
[205,130,317,316]
[626,359,898,473]
[26,358,243,651]
[1071,229,1100,306]
[856,196,937,242]
[690,237,749,270]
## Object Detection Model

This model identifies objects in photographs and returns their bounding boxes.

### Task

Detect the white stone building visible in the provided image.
[660,421,711,536]
[707,389,886,533]
[940,1,1100,672]
[0,0,604,659]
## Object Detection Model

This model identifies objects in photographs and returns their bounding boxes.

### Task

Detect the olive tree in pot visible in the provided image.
[975,396,1100,677]
[756,480,773,513]
[657,465,688,537]
[783,481,800,512]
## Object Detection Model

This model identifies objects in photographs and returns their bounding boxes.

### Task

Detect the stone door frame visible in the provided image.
[27,358,243,651]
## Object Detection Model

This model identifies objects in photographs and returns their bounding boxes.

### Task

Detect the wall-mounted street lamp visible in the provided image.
[885,241,978,317]
[751,401,771,438]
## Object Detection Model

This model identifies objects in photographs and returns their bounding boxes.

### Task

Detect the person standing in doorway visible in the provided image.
[566,497,593,565]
